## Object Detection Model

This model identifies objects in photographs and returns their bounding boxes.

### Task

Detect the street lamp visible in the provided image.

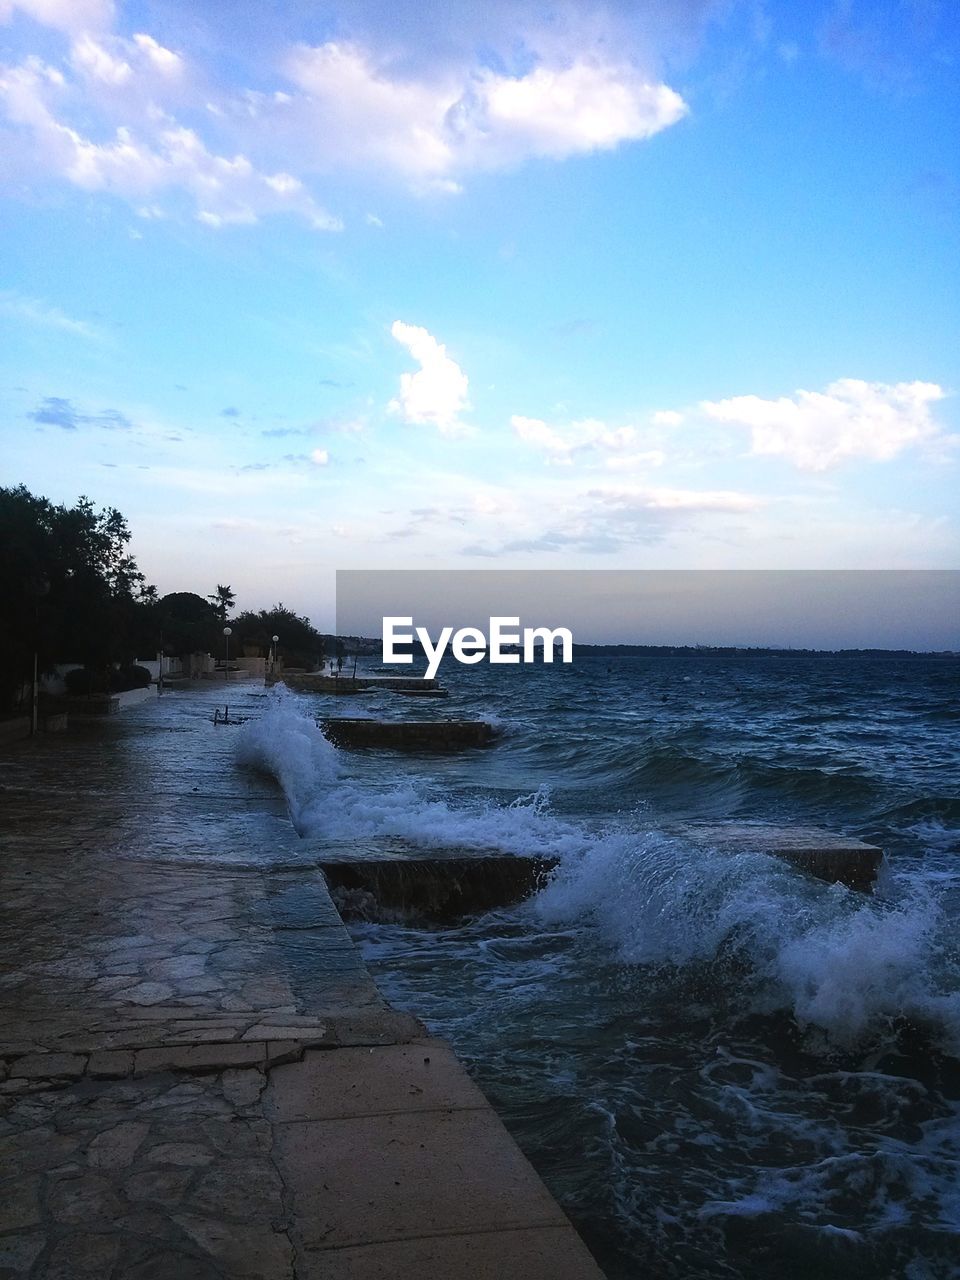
[222,626,232,679]
[271,634,279,675]
[27,575,50,735]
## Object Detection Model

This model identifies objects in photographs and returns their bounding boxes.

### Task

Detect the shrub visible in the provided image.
[110,664,152,691]
[64,667,95,695]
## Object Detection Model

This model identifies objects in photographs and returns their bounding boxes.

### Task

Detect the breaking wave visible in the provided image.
[238,693,960,1057]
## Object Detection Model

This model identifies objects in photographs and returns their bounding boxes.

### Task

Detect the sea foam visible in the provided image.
[238,692,960,1056]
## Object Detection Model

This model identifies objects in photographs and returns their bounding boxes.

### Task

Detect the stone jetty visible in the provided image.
[320,718,500,752]
[0,684,604,1280]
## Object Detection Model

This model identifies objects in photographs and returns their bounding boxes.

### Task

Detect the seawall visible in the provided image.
[0,683,605,1279]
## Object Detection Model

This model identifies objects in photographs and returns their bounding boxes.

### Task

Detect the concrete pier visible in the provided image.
[320,718,500,752]
[677,821,883,891]
[0,686,603,1279]
[321,853,557,921]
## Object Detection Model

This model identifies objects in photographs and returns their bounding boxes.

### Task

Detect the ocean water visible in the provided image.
[238,652,960,1279]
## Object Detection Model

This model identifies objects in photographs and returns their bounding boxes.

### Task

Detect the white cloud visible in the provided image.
[511,413,652,465]
[604,450,667,471]
[651,409,684,426]
[702,378,950,471]
[282,41,687,186]
[464,60,688,164]
[132,33,183,78]
[71,34,132,86]
[590,485,764,514]
[0,289,103,339]
[69,33,184,88]
[310,448,330,465]
[389,320,469,435]
[0,0,113,35]
[0,11,689,214]
[511,414,577,460]
[0,55,342,230]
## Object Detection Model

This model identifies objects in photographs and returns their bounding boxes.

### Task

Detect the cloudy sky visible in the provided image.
[1,0,958,630]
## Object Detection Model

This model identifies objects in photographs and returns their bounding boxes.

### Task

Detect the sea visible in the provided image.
[237,651,960,1279]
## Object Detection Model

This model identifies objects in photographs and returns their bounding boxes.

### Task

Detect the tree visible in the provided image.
[0,484,155,710]
[231,603,327,671]
[158,592,221,658]
[208,584,236,623]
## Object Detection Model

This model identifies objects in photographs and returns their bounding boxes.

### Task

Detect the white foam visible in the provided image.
[238,693,960,1055]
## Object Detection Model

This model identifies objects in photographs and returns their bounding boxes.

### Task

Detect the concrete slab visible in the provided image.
[320,718,498,751]
[266,1040,489,1121]
[678,821,883,890]
[321,855,557,922]
[295,1226,606,1280]
[275,1108,566,1250]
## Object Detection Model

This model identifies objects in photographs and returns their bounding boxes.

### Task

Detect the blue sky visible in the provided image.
[1,0,958,631]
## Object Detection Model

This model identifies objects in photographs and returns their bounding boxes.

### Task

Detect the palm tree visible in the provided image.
[208,584,236,623]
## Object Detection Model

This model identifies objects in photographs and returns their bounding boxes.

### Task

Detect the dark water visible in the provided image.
[240,653,960,1279]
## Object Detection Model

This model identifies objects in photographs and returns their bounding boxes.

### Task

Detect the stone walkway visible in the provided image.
[0,683,604,1278]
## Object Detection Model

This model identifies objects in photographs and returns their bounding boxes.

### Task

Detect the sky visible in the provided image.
[1,0,958,639]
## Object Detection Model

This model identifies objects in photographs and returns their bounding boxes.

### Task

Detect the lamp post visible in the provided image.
[222,626,232,679]
[27,575,50,735]
[271,634,279,676]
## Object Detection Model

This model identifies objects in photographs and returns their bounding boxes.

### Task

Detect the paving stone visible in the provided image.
[0,1127,80,1172]
[202,1117,273,1157]
[0,1179,41,1232]
[111,1207,179,1241]
[122,982,178,1006]
[296,1227,606,1279]
[10,1052,86,1079]
[191,1157,285,1220]
[88,1049,136,1078]
[117,1249,224,1279]
[125,1166,196,1205]
[149,956,209,981]
[173,1214,294,1278]
[164,1027,248,1045]
[0,1231,46,1275]
[218,994,254,1012]
[43,1231,123,1277]
[135,1042,267,1075]
[91,975,142,994]
[267,1041,488,1122]
[222,1067,266,1107]
[87,1119,150,1170]
[274,1109,566,1250]
[242,1024,334,1045]
[146,1141,217,1167]
[47,1172,125,1225]
[0,1080,41,1096]
[177,977,226,995]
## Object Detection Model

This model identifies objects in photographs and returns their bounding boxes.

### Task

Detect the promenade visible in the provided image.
[0,683,604,1279]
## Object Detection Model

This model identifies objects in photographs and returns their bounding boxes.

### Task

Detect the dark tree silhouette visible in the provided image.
[0,484,155,710]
